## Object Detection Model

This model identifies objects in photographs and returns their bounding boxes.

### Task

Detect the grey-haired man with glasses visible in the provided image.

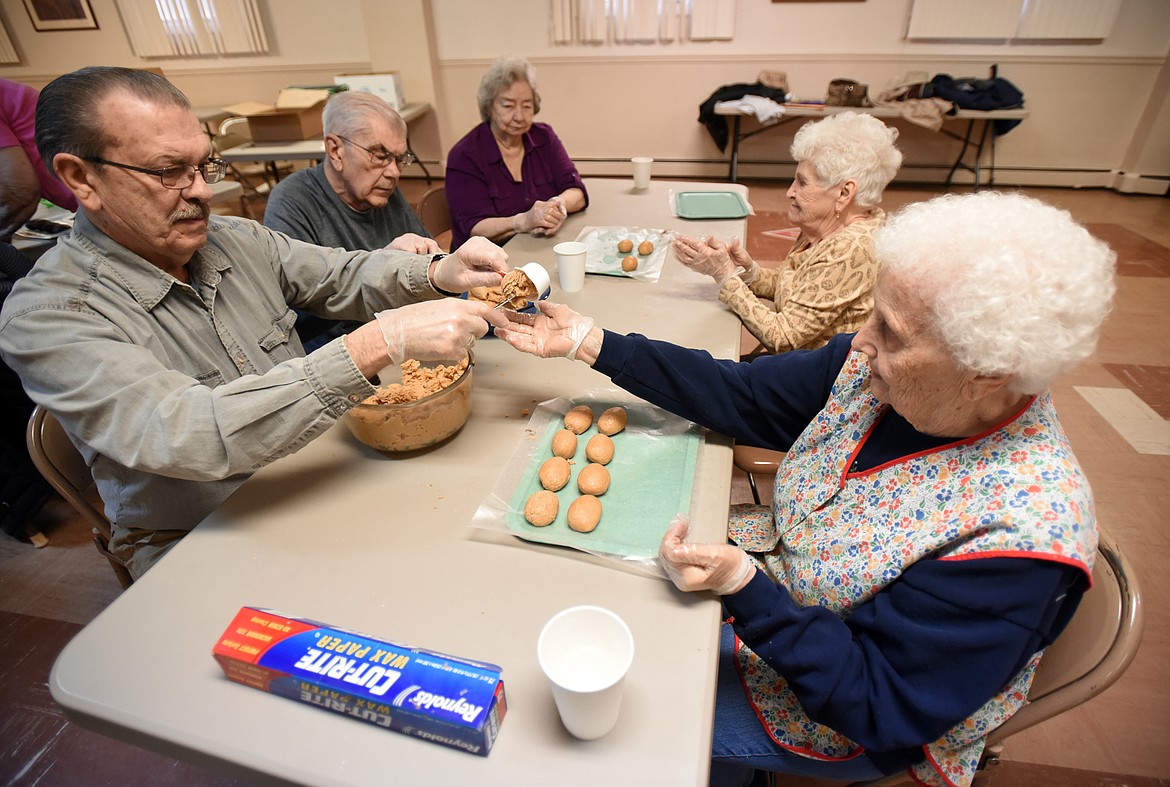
[263,90,439,348]
[0,67,510,579]
[264,90,436,256]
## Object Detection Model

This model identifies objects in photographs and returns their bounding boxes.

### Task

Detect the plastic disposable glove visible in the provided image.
[432,236,510,294]
[374,299,507,366]
[726,238,758,284]
[386,233,441,255]
[494,300,596,360]
[658,515,755,595]
[515,196,567,237]
[672,235,757,286]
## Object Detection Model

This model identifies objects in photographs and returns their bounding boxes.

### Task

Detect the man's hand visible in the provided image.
[386,233,441,255]
[431,236,509,293]
[373,299,508,367]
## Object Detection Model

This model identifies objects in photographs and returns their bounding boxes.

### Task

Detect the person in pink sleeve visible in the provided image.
[0,79,78,241]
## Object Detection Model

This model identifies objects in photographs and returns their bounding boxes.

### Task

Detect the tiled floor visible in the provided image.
[1,179,1168,786]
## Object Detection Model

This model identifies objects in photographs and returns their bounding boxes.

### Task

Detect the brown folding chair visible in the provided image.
[847,525,1144,786]
[416,185,452,251]
[26,405,134,589]
[731,445,785,505]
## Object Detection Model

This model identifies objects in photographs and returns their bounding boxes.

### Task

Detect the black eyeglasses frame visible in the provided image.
[334,135,416,170]
[84,156,229,189]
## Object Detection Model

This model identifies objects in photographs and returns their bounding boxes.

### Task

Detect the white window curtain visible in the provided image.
[115,0,268,57]
[687,0,735,41]
[550,0,574,43]
[619,0,661,43]
[551,0,731,44]
[908,0,1120,41]
[1014,0,1121,40]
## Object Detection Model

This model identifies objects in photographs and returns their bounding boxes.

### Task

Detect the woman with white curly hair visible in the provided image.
[496,191,1115,787]
[674,111,902,355]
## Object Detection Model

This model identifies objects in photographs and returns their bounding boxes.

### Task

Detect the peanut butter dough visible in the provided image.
[564,405,594,435]
[524,490,560,526]
[577,462,610,496]
[568,495,602,532]
[597,406,628,436]
[539,456,572,492]
[585,434,614,465]
[552,429,578,459]
[364,357,469,404]
[500,267,538,309]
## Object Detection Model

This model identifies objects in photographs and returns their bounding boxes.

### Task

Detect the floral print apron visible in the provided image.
[729,351,1096,787]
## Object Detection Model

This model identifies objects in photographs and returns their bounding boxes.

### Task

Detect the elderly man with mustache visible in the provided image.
[0,67,510,579]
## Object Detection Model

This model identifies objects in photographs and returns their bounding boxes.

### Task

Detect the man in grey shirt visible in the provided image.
[0,67,509,579]
[264,91,435,254]
[264,91,439,347]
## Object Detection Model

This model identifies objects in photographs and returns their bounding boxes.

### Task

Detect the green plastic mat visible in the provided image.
[500,398,703,560]
[676,191,749,220]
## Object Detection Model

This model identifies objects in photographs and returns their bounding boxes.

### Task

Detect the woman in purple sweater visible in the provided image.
[445,56,587,249]
[496,192,1116,787]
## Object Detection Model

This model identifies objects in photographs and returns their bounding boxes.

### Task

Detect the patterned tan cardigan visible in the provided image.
[718,209,884,353]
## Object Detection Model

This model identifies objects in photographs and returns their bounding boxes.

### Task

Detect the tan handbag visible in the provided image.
[758,70,789,94]
[826,79,869,107]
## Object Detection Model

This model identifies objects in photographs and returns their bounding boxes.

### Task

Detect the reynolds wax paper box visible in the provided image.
[212,606,506,755]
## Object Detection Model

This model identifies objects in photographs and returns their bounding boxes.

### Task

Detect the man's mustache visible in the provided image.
[169,203,210,223]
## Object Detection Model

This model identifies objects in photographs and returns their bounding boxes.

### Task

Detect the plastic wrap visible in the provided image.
[470,391,706,578]
[573,226,676,283]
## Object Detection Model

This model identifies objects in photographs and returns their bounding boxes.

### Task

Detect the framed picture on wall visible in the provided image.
[22,0,98,31]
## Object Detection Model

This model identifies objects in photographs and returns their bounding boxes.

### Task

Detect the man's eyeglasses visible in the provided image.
[335,135,415,169]
[84,157,229,189]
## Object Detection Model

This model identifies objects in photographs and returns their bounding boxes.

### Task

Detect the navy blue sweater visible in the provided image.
[593,331,1086,771]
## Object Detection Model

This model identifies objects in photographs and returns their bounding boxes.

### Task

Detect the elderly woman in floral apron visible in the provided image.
[495,191,1116,787]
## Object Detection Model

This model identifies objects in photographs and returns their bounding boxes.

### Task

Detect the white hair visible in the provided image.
[874,191,1117,394]
[790,111,903,209]
[477,55,540,122]
[323,90,405,138]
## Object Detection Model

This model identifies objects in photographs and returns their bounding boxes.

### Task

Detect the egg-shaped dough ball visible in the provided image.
[568,495,602,533]
[577,462,611,496]
[585,434,615,465]
[524,490,559,526]
[551,429,578,459]
[597,406,628,436]
[637,240,654,256]
[617,238,634,254]
[564,405,594,435]
[538,456,572,491]
[621,255,638,272]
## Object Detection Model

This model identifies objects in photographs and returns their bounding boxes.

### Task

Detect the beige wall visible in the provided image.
[427,0,1170,192]
[2,0,1167,192]
[0,0,370,97]
[356,0,441,163]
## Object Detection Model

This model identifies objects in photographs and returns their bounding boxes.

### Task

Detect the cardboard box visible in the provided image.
[213,606,507,756]
[334,72,406,111]
[224,88,331,142]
